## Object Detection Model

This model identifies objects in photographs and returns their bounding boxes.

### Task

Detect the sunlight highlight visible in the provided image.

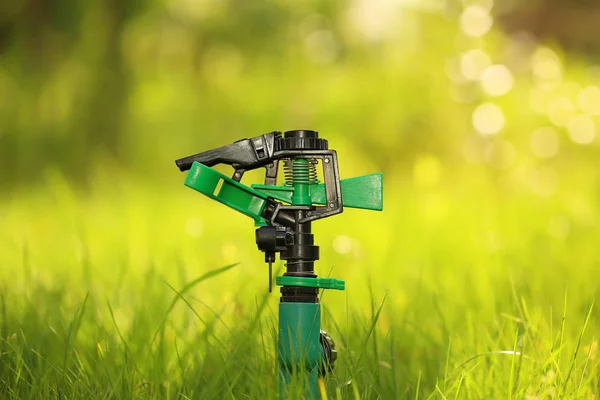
[460,49,491,80]
[460,5,493,37]
[348,0,397,41]
[333,235,353,255]
[481,64,514,96]
[472,103,505,135]
[566,115,596,144]
[577,86,600,115]
[185,217,204,238]
[531,47,562,81]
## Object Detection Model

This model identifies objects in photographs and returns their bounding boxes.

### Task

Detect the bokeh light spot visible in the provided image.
[185,217,204,238]
[220,243,238,262]
[461,0,493,11]
[348,0,396,41]
[481,64,514,96]
[460,5,493,37]
[532,47,562,81]
[472,103,505,135]
[333,235,353,255]
[577,86,600,115]
[460,49,491,80]
[533,60,561,80]
[558,82,582,99]
[167,0,218,22]
[547,97,575,127]
[445,57,465,83]
[530,127,559,158]
[566,115,596,144]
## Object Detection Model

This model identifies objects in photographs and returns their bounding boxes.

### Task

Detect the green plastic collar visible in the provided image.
[276,276,345,290]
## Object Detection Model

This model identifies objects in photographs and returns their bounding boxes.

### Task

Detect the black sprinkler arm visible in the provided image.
[175,131,282,171]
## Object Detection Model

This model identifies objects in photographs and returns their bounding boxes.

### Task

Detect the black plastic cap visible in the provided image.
[276,130,328,151]
[284,130,319,139]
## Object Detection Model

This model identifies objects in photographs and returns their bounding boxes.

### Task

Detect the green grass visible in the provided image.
[1,165,599,399]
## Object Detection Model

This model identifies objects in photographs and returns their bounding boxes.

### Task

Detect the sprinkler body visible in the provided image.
[176,130,383,399]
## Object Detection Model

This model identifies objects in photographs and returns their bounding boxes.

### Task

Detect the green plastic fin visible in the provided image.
[253,173,384,211]
[184,162,269,225]
[313,173,383,211]
[251,184,294,204]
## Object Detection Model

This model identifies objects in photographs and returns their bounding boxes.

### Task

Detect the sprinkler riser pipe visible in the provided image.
[278,302,321,399]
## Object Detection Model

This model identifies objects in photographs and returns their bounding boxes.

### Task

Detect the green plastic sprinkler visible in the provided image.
[175,130,383,399]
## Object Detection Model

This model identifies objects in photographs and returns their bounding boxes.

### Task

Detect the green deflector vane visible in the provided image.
[176,130,383,399]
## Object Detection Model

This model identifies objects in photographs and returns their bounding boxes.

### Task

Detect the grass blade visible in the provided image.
[152,263,238,343]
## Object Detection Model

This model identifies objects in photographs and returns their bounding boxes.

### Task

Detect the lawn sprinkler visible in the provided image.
[176,130,383,398]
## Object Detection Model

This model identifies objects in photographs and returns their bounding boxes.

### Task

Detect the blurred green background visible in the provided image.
[2,0,600,398]
[2,0,599,184]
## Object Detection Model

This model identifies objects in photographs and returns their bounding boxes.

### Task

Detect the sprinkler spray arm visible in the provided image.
[175,130,376,224]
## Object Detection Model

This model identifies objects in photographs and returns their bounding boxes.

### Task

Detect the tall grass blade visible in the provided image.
[152,263,238,343]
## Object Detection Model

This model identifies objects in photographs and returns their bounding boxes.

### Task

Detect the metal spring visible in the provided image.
[284,260,315,270]
[283,159,319,186]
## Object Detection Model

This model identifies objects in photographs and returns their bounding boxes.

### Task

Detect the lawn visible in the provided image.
[1,160,598,399]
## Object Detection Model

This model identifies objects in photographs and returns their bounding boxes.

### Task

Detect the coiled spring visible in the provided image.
[283,159,319,186]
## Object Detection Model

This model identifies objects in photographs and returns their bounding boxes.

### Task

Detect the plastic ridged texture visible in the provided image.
[275,129,329,151]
